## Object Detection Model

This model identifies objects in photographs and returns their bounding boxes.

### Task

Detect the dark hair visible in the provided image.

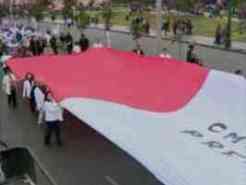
[189,44,194,50]
[25,72,34,80]
[235,70,243,75]
[44,91,51,101]
[3,66,11,74]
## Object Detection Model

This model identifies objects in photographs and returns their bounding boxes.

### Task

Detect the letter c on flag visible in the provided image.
[208,123,227,133]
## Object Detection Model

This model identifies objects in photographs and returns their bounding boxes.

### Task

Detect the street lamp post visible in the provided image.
[156,0,162,55]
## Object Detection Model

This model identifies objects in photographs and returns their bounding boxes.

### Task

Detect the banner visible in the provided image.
[7,48,246,185]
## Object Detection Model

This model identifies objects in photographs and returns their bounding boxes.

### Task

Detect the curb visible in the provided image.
[42,20,246,55]
[87,26,246,55]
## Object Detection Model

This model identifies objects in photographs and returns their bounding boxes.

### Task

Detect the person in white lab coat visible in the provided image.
[34,83,45,112]
[40,91,63,146]
[23,73,34,111]
[2,67,17,109]
[30,81,45,123]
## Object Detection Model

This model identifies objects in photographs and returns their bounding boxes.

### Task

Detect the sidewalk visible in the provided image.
[90,23,246,52]
[44,17,246,52]
[21,17,246,54]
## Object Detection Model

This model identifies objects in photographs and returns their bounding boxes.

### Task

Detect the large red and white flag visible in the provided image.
[7,48,246,185]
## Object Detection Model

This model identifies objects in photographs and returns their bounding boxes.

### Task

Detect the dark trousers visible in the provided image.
[7,89,17,108]
[67,45,73,54]
[51,46,58,55]
[44,121,62,145]
[29,98,36,113]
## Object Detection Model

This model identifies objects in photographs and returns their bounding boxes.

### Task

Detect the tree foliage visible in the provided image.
[30,0,51,21]
[75,11,90,29]
[174,0,202,12]
[101,5,114,30]
[63,0,77,18]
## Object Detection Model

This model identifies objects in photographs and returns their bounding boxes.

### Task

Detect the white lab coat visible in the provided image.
[34,87,45,111]
[2,73,16,95]
[22,80,33,99]
[39,100,63,124]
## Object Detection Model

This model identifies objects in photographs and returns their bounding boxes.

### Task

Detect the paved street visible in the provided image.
[0,89,163,185]
[82,28,246,75]
[17,19,246,75]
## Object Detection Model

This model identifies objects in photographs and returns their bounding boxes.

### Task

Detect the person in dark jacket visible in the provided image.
[186,44,202,66]
[79,33,89,52]
[214,24,222,45]
[50,35,58,55]
[29,37,38,56]
[65,33,73,54]
[30,82,38,113]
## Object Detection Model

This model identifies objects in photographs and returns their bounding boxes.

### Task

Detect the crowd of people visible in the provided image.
[130,15,193,38]
[0,19,220,148]
[2,66,63,147]
[0,22,91,58]
[162,17,193,36]
[0,22,109,148]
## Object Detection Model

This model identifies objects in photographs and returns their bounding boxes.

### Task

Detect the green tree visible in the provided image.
[75,11,90,30]
[101,3,114,47]
[30,6,44,22]
[29,0,50,29]
[101,5,113,31]
[30,0,50,22]
[0,5,7,19]
[63,0,77,19]
[175,0,201,12]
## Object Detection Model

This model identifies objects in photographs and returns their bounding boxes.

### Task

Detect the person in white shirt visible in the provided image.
[159,48,172,59]
[40,91,63,146]
[92,39,104,48]
[35,84,46,125]
[2,67,17,108]
[23,73,35,111]
[23,73,34,99]
[30,81,45,122]
[73,44,81,53]
[34,85,45,112]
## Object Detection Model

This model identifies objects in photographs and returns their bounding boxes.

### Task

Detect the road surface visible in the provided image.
[0,89,163,185]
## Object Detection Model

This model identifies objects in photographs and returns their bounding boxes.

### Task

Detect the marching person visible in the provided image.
[2,67,17,109]
[162,18,170,36]
[30,81,45,121]
[65,33,73,54]
[40,91,63,146]
[23,73,34,111]
[186,44,202,66]
[29,36,38,56]
[23,73,34,99]
[79,33,89,52]
[50,35,58,55]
